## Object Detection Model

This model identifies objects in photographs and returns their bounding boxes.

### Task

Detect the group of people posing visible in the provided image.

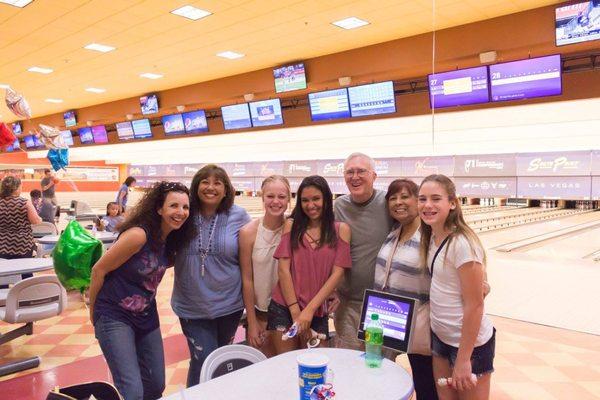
[88,152,495,400]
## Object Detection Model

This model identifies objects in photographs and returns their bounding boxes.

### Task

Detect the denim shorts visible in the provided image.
[266,300,329,338]
[431,328,496,375]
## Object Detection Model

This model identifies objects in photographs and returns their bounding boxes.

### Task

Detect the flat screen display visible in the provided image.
[78,127,94,144]
[33,135,43,148]
[273,62,307,93]
[132,119,153,138]
[23,135,36,148]
[11,122,22,134]
[249,99,283,127]
[348,81,396,117]
[63,110,77,127]
[116,122,134,140]
[91,125,108,144]
[162,113,185,135]
[358,289,416,353]
[60,130,74,146]
[140,94,159,115]
[183,110,209,134]
[7,138,20,152]
[556,1,600,46]
[490,55,562,102]
[308,88,350,121]
[428,66,490,108]
[221,104,252,130]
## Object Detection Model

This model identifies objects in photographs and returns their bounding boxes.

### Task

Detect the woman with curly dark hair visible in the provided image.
[89,181,191,400]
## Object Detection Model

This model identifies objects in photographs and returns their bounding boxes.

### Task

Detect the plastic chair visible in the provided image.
[199,344,267,383]
[72,201,99,222]
[0,275,67,376]
[32,222,58,238]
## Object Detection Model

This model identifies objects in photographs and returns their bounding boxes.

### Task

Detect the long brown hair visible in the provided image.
[418,174,486,269]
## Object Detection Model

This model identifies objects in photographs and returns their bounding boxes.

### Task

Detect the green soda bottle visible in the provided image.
[365,313,384,368]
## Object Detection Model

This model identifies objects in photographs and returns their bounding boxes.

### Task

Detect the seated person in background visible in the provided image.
[29,189,55,224]
[99,202,124,232]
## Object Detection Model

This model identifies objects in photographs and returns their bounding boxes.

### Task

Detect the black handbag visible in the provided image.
[46,381,122,400]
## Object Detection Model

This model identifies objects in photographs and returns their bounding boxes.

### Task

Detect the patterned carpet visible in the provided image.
[1,269,599,399]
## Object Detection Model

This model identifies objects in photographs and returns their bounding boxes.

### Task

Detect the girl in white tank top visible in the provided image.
[239,176,291,356]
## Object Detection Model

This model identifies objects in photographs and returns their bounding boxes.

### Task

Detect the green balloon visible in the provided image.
[52,220,104,292]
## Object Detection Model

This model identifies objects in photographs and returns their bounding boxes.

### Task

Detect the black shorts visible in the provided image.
[266,300,329,339]
[431,328,496,375]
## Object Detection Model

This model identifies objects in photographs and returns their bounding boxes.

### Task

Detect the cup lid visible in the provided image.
[297,352,329,367]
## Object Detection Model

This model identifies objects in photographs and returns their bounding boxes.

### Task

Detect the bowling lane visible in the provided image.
[479,211,600,249]
[523,226,600,261]
[465,206,535,222]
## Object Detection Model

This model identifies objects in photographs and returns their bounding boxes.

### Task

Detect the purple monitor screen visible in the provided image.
[556,1,600,46]
[116,122,134,140]
[221,104,252,130]
[132,119,153,138]
[162,114,185,135]
[490,55,562,102]
[308,88,350,121]
[63,110,77,127]
[91,125,108,143]
[33,135,43,148]
[363,293,411,342]
[24,135,36,148]
[249,99,283,127]
[78,127,94,144]
[348,81,396,117]
[60,130,74,146]
[428,66,490,108]
[7,138,20,152]
[140,94,159,115]
[11,122,23,135]
[274,63,307,93]
[183,110,208,134]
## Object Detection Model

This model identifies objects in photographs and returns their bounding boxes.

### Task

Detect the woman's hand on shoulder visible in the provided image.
[283,218,294,234]
[338,222,351,242]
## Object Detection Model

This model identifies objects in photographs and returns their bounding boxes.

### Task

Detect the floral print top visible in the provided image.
[93,229,169,334]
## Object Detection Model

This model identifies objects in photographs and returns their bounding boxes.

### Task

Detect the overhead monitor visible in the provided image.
[249,98,284,127]
[348,81,396,117]
[91,125,108,144]
[140,93,159,115]
[221,103,252,130]
[273,62,307,93]
[308,88,351,121]
[183,110,209,134]
[132,118,153,139]
[116,121,134,140]
[23,135,36,149]
[63,110,77,127]
[11,122,22,135]
[428,66,490,108]
[60,130,74,146]
[78,127,94,144]
[7,138,20,152]
[555,1,600,46]
[358,289,416,353]
[162,113,185,135]
[490,55,562,102]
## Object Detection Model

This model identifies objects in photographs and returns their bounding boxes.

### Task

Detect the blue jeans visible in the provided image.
[179,309,243,387]
[94,315,165,400]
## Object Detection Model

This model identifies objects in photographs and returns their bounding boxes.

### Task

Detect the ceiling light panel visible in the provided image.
[28,66,53,74]
[171,5,212,20]
[84,43,116,53]
[45,98,63,103]
[140,73,163,79]
[0,0,33,7]
[216,51,245,60]
[85,87,106,93]
[0,84,10,89]
[332,17,370,30]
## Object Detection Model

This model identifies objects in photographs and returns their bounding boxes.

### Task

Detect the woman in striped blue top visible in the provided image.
[374,179,438,400]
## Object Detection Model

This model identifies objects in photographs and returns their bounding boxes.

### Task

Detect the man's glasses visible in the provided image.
[344,168,370,178]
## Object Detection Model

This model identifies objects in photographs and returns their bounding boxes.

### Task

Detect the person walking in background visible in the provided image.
[89,181,191,400]
[418,174,495,400]
[171,164,250,387]
[268,175,351,354]
[239,175,291,357]
[117,176,137,213]
[0,176,42,283]
[374,179,438,400]
[30,189,56,224]
[333,152,393,350]
[40,169,60,218]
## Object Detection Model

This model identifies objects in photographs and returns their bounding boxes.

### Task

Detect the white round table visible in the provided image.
[0,258,54,277]
[161,348,413,400]
[37,231,117,244]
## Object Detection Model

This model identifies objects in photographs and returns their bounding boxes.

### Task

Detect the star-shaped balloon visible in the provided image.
[5,86,32,119]
[0,122,16,148]
[47,148,69,171]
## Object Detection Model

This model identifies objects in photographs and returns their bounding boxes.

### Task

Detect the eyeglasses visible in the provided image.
[344,168,370,178]
[158,181,189,193]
